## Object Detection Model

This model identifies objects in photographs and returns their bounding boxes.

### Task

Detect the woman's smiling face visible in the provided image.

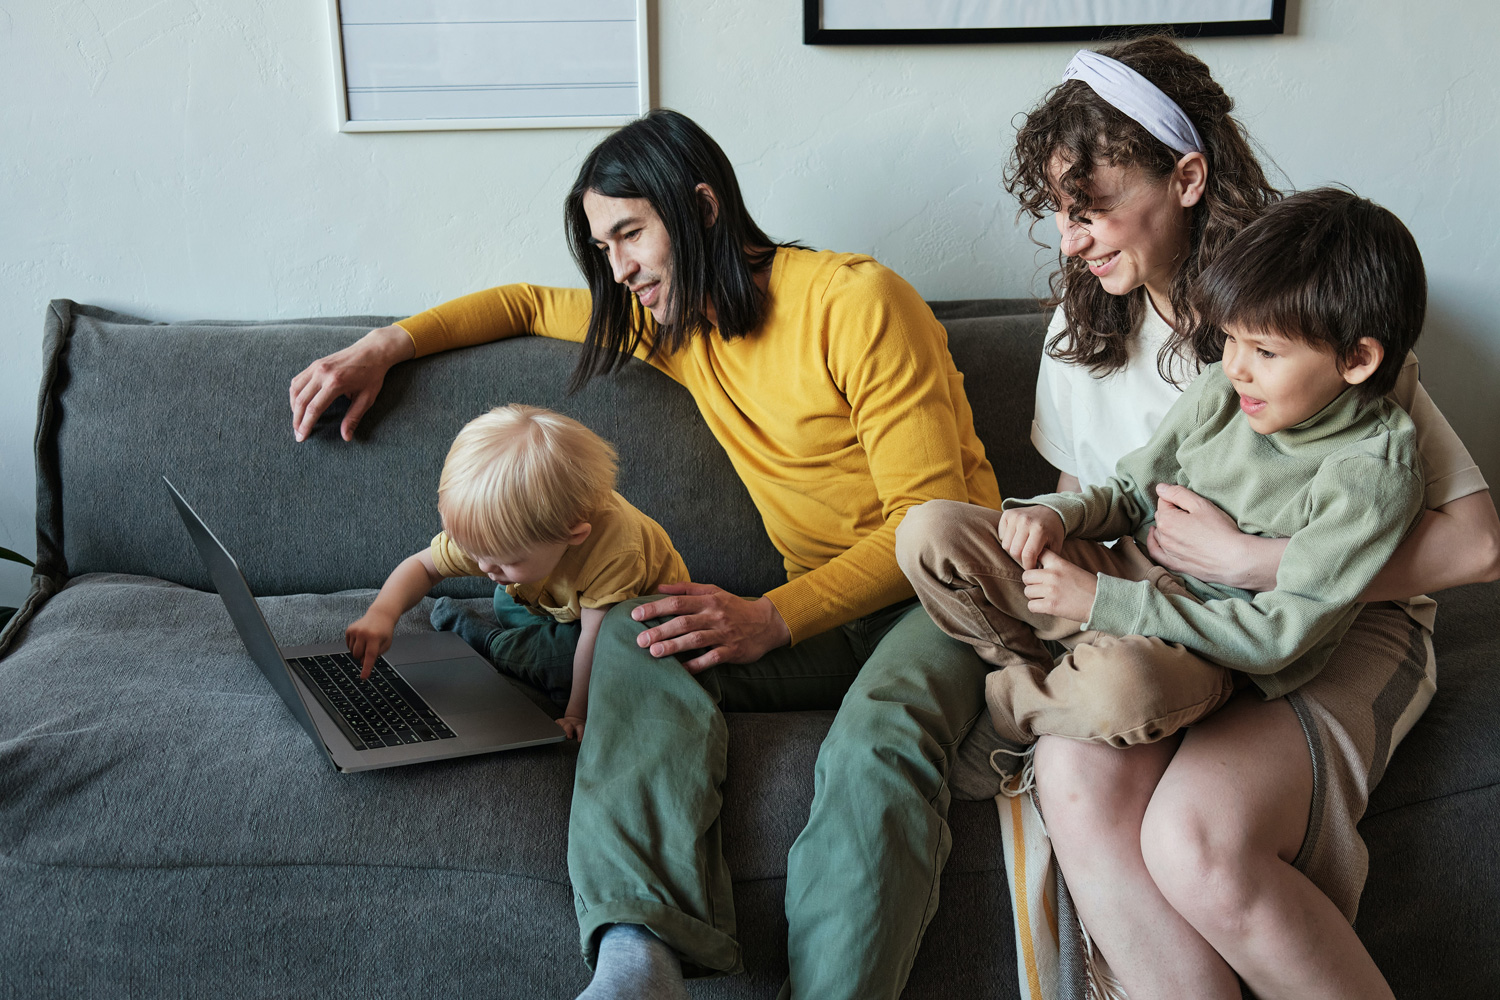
[1049,156,1201,317]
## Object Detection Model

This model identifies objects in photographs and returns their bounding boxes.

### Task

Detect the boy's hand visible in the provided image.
[999,506,1066,570]
[556,716,585,741]
[1022,550,1098,623]
[346,610,397,679]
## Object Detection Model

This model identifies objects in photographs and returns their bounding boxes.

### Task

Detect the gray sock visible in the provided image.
[429,596,500,658]
[576,924,689,1000]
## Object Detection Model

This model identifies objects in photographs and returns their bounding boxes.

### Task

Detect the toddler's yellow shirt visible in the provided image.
[429,492,689,623]
[400,247,1000,642]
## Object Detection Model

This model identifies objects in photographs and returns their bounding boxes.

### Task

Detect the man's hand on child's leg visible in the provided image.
[999,506,1066,569]
[1021,550,1098,623]
[631,584,790,671]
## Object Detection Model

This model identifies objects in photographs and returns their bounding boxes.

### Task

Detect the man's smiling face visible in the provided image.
[582,190,675,325]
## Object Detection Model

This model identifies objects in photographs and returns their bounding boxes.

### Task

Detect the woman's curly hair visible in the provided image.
[1005,35,1281,383]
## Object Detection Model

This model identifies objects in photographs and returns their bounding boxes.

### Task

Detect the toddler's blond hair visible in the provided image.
[437,404,618,558]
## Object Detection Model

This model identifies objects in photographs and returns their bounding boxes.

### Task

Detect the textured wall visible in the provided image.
[3,0,1498,605]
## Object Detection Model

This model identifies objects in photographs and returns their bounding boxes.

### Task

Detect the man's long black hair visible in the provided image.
[564,108,798,392]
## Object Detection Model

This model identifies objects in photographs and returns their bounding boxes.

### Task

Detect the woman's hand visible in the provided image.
[630,583,791,672]
[289,324,416,442]
[1146,483,1287,592]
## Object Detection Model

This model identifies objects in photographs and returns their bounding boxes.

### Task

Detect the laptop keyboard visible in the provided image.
[286,652,457,752]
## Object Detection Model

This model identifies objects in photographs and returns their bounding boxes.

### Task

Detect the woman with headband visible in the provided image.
[917,35,1499,999]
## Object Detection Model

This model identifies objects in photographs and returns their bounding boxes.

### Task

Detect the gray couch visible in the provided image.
[1,299,1495,999]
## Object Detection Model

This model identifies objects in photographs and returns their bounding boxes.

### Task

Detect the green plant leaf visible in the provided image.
[0,547,33,567]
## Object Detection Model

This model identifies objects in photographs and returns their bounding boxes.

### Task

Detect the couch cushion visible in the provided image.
[36,302,786,601]
[936,307,1056,501]
[0,573,1015,997]
[30,300,1052,610]
[0,574,1005,883]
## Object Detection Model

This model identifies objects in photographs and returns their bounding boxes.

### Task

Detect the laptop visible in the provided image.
[165,477,565,772]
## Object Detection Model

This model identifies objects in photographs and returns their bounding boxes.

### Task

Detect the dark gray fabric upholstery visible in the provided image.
[3,298,1496,998]
[32,303,784,603]
[20,301,1054,614]
[0,575,1012,998]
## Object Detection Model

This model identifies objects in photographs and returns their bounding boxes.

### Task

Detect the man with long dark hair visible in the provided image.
[290,109,999,999]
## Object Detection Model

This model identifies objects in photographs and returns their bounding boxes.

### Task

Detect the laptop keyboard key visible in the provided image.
[287,653,458,751]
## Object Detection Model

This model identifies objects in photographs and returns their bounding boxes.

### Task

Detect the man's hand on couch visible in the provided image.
[290,324,415,442]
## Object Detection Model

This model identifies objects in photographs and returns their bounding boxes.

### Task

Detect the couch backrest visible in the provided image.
[30,299,1053,600]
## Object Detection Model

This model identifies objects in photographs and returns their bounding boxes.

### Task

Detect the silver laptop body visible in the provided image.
[165,477,564,772]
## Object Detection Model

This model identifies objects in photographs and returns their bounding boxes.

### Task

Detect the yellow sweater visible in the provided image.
[399,247,1000,642]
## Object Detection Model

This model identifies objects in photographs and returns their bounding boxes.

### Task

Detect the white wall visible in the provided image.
[4,0,1498,606]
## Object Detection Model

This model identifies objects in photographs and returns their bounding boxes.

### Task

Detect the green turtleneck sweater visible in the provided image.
[1007,363,1425,700]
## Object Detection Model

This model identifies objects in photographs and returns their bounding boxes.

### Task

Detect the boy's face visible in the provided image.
[470,539,573,587]
[1221,324,1353,435]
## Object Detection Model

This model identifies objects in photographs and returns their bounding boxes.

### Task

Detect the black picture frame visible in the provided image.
[804,1,1285,45]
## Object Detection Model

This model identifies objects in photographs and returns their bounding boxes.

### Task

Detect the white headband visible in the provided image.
[1064,50,1204,156]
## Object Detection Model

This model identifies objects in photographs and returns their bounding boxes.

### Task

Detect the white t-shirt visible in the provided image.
[1030,303,1189,492]
[1029,302,1490,628]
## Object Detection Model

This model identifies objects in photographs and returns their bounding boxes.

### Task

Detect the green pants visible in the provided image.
[567,597,989,999]
[486,589,581,709]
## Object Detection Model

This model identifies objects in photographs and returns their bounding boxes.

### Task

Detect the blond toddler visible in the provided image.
[346,404,689,740]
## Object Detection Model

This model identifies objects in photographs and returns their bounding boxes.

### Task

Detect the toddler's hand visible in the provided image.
[345,611,396,679]
[999,506,1066,570]
[557,716,585,741]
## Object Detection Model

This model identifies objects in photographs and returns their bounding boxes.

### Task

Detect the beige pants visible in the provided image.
[896,499,1234,748]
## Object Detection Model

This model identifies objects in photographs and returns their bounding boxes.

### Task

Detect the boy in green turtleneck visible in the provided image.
[897,188,1429,748]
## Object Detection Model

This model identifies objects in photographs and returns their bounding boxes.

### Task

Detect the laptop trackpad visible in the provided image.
[396,658,559,738]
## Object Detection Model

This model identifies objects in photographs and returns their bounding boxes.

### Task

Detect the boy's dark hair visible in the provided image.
[564,108,800,392]
[1005,34,1280,383]
[1188,187,1426,400]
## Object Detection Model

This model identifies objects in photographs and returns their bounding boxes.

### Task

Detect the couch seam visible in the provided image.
[0,855,1008,881]
[1362,778,1500,821]
[0,855,575,885]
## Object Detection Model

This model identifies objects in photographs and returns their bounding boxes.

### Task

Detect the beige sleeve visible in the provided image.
[1388,354,1489,509]
[429,531,483,578]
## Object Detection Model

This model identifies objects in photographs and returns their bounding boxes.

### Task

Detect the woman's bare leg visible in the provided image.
[1034,735,1241,999]
[1141,695,1394,1000]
